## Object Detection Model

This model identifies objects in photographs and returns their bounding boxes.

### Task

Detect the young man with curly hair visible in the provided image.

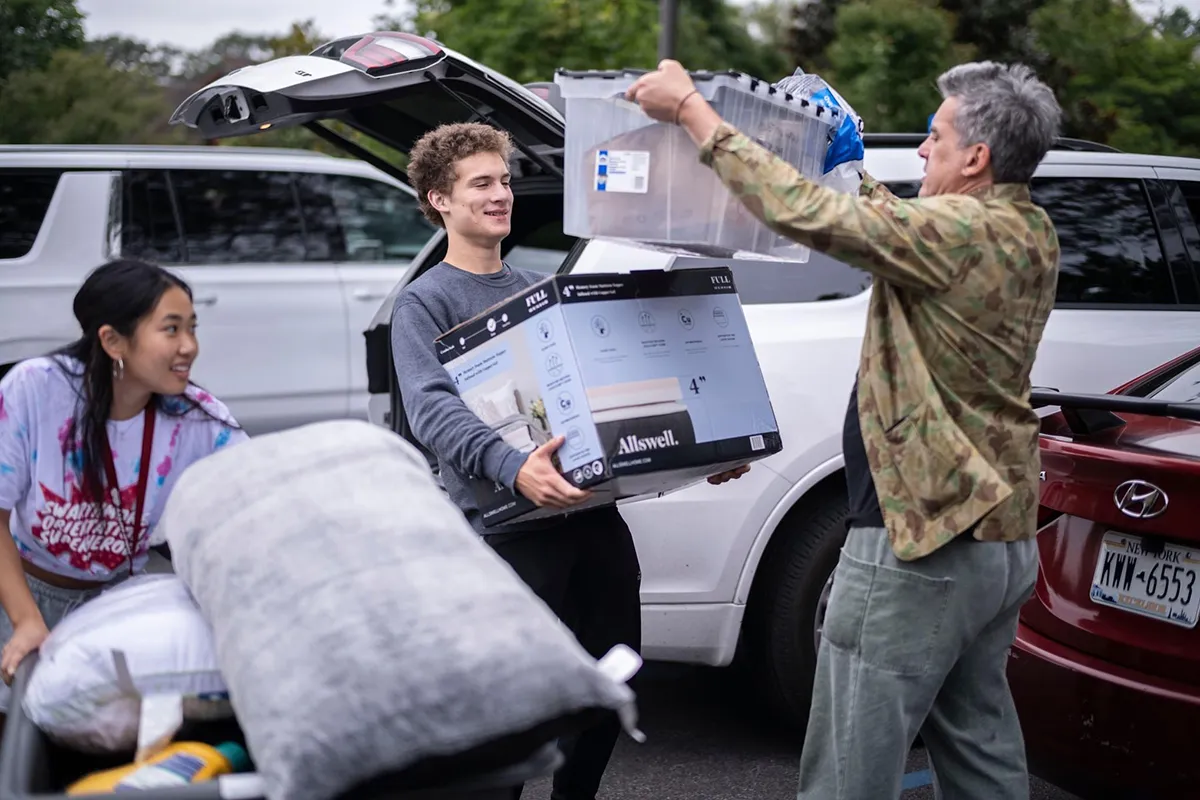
[388,122,640,800]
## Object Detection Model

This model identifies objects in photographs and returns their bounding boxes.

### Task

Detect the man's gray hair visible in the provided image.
[936,62,1063,185]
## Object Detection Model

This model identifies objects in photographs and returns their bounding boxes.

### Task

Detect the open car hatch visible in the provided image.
[169,32,564,179]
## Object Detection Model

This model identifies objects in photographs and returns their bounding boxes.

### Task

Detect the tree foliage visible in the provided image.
[0,0,84,86]
[784,0,1200,153]
[376,0,786,82]
[0,0,1197,157]
[1031,0,1200,154]
[0,49,179,145]
[824,0,972,132]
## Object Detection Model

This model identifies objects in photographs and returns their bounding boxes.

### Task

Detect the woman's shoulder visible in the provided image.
[159,385,247,455]
[0,356,81,400]
[159,385,239,427]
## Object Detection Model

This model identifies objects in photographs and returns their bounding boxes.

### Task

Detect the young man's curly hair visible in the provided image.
[407,122,514,228]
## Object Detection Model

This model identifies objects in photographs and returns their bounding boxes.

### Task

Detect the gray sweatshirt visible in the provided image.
[390,261,553,536]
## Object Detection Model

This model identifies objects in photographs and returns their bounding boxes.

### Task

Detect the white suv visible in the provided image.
[0,144,439,434]
[169,33,1200,728]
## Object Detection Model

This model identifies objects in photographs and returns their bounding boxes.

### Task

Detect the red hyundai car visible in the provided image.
[1009,345,1200,798]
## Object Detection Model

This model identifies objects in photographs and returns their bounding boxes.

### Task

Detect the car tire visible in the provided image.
[741,485,848,732]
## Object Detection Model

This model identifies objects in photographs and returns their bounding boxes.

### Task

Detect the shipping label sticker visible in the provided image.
[595,149,650,194]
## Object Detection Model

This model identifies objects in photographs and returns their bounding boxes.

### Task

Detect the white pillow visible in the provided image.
[466,379,520,425]
[23,573,231,755]
[158,420,640,800]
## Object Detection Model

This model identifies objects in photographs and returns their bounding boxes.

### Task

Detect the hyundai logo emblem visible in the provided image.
[1113,480,1169,519]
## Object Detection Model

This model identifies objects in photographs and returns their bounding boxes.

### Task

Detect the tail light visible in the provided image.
[311,32,444,77]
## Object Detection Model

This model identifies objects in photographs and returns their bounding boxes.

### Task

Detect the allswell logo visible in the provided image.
[617,429,680,455]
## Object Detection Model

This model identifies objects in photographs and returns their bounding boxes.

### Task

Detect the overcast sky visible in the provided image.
[78,0,394,49]
[78,0,1200,51]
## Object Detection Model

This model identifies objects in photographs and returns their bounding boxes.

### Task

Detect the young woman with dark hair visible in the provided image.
[0,258,247,717]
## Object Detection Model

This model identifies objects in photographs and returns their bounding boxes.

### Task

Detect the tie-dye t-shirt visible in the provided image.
[0,356,248,582]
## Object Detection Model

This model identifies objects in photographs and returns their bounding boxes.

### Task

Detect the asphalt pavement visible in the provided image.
[526,662,1085,800]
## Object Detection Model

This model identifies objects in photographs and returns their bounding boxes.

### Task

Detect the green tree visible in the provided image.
[674,0,789,77]
[786,0,846,73]
[0,0,85,85]
[1154,5,1198,39]
[938,0,1051,64]
[375,0,784,83]
[379,0,659,83]
[1031,0,1200,154]
[746,0,795,58]
[824,0,973,132]
[0,49,183,144]
[85,35,185,81]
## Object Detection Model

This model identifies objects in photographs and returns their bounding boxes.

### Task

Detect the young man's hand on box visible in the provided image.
[516,435,594,509]
[707,465,751,485]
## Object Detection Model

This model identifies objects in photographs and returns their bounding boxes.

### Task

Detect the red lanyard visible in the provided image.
[99,407,156,575]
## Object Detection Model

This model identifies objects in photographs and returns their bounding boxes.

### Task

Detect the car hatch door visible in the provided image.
[169,32,564,179]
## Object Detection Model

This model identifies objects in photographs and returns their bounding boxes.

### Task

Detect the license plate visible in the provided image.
[1090,532,1200,629]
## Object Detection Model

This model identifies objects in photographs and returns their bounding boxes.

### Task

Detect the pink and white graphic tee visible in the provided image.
[0,356,248,581]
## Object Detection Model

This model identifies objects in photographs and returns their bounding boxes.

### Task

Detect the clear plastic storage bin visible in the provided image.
[554,68,840,257]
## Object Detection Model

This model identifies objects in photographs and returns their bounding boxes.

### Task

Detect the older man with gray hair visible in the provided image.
[629,61,1063,798]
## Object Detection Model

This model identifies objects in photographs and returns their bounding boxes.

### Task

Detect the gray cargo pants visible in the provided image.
[797,526,1038,800]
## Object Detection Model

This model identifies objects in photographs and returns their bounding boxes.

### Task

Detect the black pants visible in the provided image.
[487,506,643,800]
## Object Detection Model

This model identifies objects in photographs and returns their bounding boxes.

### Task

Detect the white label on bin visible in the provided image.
[595,149,649,194]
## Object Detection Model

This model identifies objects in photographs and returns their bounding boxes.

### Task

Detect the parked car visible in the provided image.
[168,32,1200,730]
[1013,346,1200,798]
[0,144,439,434]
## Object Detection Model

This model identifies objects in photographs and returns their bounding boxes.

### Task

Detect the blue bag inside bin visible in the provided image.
[774,69,865,195]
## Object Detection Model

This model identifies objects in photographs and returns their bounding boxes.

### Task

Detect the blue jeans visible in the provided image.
[798,526,1038,800]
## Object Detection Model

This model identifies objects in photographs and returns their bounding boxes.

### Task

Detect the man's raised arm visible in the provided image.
[693,122,983,293]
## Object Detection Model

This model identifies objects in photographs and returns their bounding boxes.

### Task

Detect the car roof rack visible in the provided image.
[862,133,1121,153]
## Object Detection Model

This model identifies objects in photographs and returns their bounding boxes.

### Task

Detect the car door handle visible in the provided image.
[352,289,387,301]
[194,295,218,306]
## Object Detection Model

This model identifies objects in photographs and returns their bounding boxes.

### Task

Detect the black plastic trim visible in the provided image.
[861,133,1121,152]
[303,120,410,185]
[1051,302,1200,311]
[1030,390,1200,422]
[424,72,563,179]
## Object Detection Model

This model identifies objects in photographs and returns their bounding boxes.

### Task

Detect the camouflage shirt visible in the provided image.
[698,121,1061,561]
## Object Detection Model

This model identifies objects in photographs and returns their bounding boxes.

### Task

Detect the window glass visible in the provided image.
[886,181,922,199]
[170,170,307,264]
[1149,357,1200,403]
[0,170,62,260]
[312,173,439,261]
[1178,179,1200,231]
[1169,180,1200,300]
[122,170,183,263]
[293,173,343,262]
[1031,178,1175,305]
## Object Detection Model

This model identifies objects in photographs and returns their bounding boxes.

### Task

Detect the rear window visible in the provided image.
[1149,356,1200,404]
[0,170,62,259]
[1032,178,1176,306]
[123,168,433,265]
